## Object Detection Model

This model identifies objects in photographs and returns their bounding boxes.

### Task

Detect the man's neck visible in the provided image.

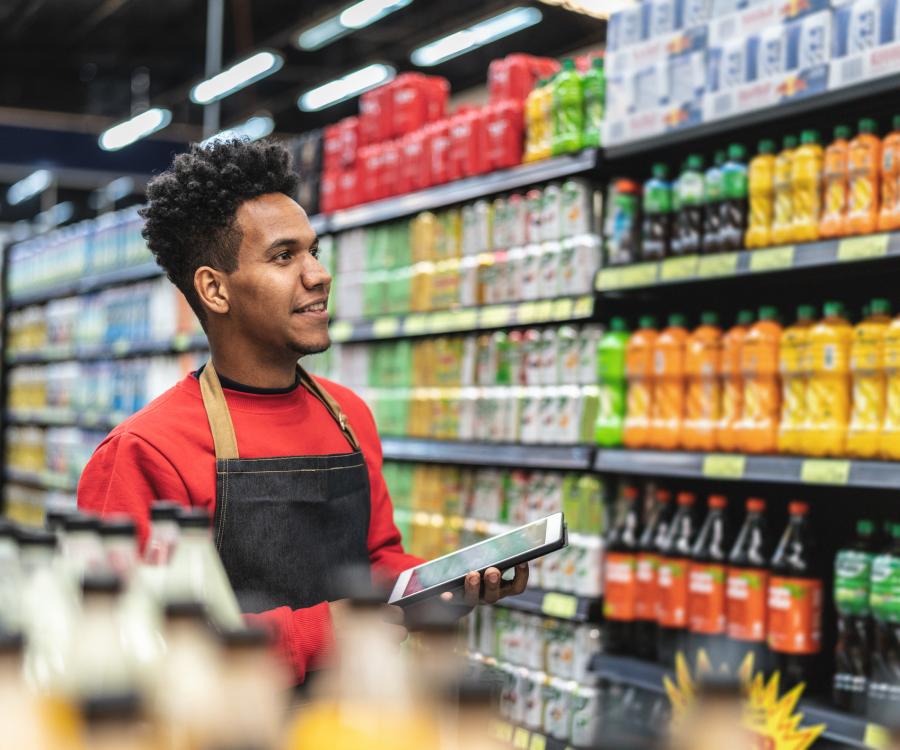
[207,338,299,390]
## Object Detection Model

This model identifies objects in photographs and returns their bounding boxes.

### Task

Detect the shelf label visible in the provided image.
[838,234,889,262]
[596,262,658,290]
[864,722,890,749]
[429,312,454,332]
[660,255,698,281]
[329,321,353,342]
[172,333,191,352]
[403,314,428,336]
[494,722,514,743]
[533,300,554,321]
[454,309,478,330]
[749,245,795,272]
[517,301,540,324]
[801,459,850,485]
[513,728,531,749]
[529,734,547,750]
[111,339,130,356]
[552,298,574,320]
[702,454,746,479]
[481,305,513,328]
[373,317,400,338]
[542,592,578,619]
[698,252,739,278]
[573,294,594,318]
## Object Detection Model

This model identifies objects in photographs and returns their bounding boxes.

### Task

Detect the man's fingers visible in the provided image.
[482,567,502,604]
[388,623,409,643]
[464,571,481,607]
[382,604,405,626]
[509,563,529,595]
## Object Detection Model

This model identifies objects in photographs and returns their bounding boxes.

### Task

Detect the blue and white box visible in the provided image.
[708,0,831,47]
[830,0,900,89]
[606,25,708,78]
[607,4,648,52]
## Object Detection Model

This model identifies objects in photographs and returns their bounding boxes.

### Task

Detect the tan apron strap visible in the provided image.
[298,367,362,452]
[199,362,241,460]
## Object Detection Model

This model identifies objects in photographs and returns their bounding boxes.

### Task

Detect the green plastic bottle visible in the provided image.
[701,151,726,254]
[582,57,605,148]
[552,58,585,155]
[595,316,630,446]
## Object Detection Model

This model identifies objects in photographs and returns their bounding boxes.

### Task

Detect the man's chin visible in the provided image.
[290,335,331,357]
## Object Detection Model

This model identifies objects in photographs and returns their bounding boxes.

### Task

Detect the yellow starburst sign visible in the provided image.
[665,651,826,750]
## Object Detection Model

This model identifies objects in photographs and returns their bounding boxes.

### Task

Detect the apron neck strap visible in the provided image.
[199,362,361,461]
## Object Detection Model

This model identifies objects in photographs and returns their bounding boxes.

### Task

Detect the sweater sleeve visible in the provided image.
[244,602,335,683]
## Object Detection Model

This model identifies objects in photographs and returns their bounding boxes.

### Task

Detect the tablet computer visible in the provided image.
[388,512,567,607]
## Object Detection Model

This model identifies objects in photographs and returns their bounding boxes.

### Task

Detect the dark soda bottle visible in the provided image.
[635,488,674,660]
[726,498,772,674]
[719,143,749,251]
[688,494,734,669]
[642,163,673,261]
[603,484,642,654]
[868,522,900,724]
[701,151,725,255]
[768,501,824,691]
[657,491,698,668]
[673,154,704,256]
[833,518,877,713]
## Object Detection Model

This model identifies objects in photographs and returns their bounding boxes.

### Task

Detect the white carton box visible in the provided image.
[829,0,900,89]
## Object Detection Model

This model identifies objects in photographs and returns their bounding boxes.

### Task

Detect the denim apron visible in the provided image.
[199,362,371,614]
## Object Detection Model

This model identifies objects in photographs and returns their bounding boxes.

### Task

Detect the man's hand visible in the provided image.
[440,563,529,608]
[328,599,408,643]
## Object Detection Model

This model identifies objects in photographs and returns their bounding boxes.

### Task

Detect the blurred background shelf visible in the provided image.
[381,437,594,471]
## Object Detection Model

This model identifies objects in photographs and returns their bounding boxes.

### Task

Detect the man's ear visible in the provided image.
[194,266,230,317]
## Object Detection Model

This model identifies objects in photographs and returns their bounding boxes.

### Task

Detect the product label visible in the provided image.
[870,554,900,623]
[688,563,727,634]
[657,557,689,627]
[767,576,823,655]
[726,568,768,642]
[603,552,637,621]
[635,552,658,621]
[835,550,873,616]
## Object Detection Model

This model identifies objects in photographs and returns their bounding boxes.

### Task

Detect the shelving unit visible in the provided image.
[381,437,594,471]
[496,586,602,623]
[6,333,209,365]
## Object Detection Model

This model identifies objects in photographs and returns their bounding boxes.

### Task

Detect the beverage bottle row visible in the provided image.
[603,490,825,691]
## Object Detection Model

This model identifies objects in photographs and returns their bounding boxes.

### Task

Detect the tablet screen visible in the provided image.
[402,517,550,597]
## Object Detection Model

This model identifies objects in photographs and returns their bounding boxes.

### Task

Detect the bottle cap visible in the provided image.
[44,509,71,531]
[857,519,875,536]
[176,508,211,529]
[677,491,696,506]
[834,125,852,140]
[163,600,209,621]
[0,631,24,654]
[783,135,798,149]
[758,139,775,155]
[62,512,100,532]
[871,298,891,315]
[788,500,810,515]
[80,692,143,724]
[98,515,137,537]
[823,300,845,318]
[652,162,668,179]
[892,523,900,539]
[609,316,628,332]
[746,497,766,512]
[708,495,728,509]
[728,143,746,161]
[592,57,604,70]
[736,309,755,326]
[797,304,817,321]
[622,485,639,500]
[700,311,719,326]
[758,306,779,321]
[563,58,576,71]
[655,488,672,503]
[82,571,124,596]
[615,178,640,193]
[668,312,687,328]
[150,501,181,521]
[639,315,658,329]
[218,626,272,650]
[800,129,819,145]
[687,154,704,170]
[858,118,878,135]
[16,528,57,548]
[714,150,726,166]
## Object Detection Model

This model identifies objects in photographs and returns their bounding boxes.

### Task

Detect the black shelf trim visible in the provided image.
[6,409,123,432]
[494,586,603,623]
[381,437,594,471]
[6,334,209,365]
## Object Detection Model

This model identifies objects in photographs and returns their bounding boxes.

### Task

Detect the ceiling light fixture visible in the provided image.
[190,51,284,105]
[298,63,396,111]
[410,6,543,67]
[297,0,412,50]
[99,108,172,151]
[533,0,620,19]
[7,169,53,206]
[201,114,275,147]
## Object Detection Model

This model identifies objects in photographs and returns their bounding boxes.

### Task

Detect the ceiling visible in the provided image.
[0,0,605,224]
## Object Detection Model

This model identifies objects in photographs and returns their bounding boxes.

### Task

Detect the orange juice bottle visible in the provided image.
[878,115,900,231]
[791,130,823,242]
[820,125,852,238]
[777,305,816,455]
[846,118,881,236]
[683,312,722,452]
[717,309,754,452]
[736,306,782,454]
[879,311,900,458]
[745,140,776,249]
[650,313,689,450]
[624,316,658,449]
[847,298,891,458]
[771,136,798,245]
[805,301,853,457]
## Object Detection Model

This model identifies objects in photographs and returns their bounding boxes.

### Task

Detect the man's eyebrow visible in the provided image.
[265,236,318,252]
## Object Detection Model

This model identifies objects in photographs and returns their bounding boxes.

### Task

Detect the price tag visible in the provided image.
[838,233,889,262]
[573,294,594,318]
[660,255,698,281]
[620,262,659,288]
[448,515,465,531]
[454,309,478,331]
[697,252,739,278]
[534,300,554,321]
[749,245,795,272]
[172,333,190,352]
[481,305,513,328]
[329,321,353,342]
[517,301,540,324]
[702,454,747,479]
[495,722,514,743]
[429,312,454,332]
[595,267,624,290]
[403,314,428,336]
[801,459,850,485]
[513,727,531,749]
[529,734,547,750]
[111,339,130,356]
[542,592,578,619]
[552,298,574,320]
[373,317,400,338]
[864,722,890,749]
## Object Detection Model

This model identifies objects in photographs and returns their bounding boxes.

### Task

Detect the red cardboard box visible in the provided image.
[484,99,524,172]
[398,130,430,194]
[427,119,452,186]
[447,106,488,181]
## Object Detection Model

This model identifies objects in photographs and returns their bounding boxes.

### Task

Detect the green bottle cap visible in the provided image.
[639,315,658,329]
[758,306,779,321]
[652,162,669,179]
[668,312,687,328]
[892,523,900,539]
[592,57,604,70]
[609,316,628,332]
[700,311,719,326]
[893,114,900,131]
[801,129,820,145]
[797,305,816,321]
[871,298,891,315]
[563,58,576,71]
[859,118,878,135]
[758,139,775,155]
[857,519,875,536]
[824,300,845,318]
[737,309,755,326]
[714,150,726,166]
[687,154,704,170]
[834,125,852,140]
[728,143,746,161]
[783,135,798,150]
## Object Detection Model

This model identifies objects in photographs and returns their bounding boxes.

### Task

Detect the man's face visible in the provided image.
[225,193,331,356]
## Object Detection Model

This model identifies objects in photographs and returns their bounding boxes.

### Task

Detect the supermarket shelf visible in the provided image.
[6,261,164,310]
[594,448,900,490]
[324,149,599,232]
[495,586,603,623]
[6,334,209,365]
[493,721,569,750]
[6,409,125,431]
[381,437,594,471]
[588,654,885,750]
[604,73,900,160]
[330,294,595,343]
[5,467,78,493]
[307,213,328,236]
[595,233,900,293]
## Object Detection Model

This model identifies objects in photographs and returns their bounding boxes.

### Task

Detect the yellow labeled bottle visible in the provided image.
[771,135,798,245]
[847,298,891,458]
[805,301,853,457]
[745,140,777,248]
[791,129,823,242]
[777,305,816,454]
[879,312,900,458]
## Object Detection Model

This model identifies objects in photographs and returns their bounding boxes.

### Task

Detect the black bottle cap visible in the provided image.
[218,626,272,650]
[176,508,210,529]
[163,600,209,622]
[150,501,181,521]
[62,512,100,532]
[82,571,124,596]
[98,516,137,537]
[16,528,57,548]
[80,691,143,724]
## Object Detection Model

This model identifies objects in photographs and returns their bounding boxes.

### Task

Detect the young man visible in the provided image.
[77,139,528,683]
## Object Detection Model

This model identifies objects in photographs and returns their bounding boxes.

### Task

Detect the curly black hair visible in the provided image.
[140,138,299,325]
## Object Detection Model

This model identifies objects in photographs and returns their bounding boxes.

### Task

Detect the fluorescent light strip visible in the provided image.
[201,115,276,147]
[410,6,543,67]
[7,169,53,206]
[297,0,412,50]
[36,201,74,230]
[191,51,284,105]
[99,108,173,151]
[298,63,396,111]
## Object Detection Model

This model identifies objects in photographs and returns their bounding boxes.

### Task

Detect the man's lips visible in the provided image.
[294,300,328,313]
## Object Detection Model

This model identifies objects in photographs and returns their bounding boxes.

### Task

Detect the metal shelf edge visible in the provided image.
[381,438,594,470]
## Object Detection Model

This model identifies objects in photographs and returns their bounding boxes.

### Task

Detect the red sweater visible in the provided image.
[77,373,422,682]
